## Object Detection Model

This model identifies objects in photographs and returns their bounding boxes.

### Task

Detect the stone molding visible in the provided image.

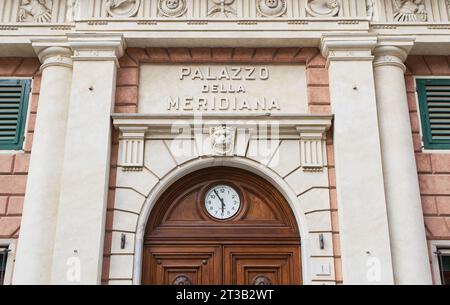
[31,38,73,72]
[67,33,126,67]
[373,37,415,72]
[320,34,378,68]
[118,127,147,171]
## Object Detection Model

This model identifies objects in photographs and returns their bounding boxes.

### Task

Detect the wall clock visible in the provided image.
[204,185,241,220]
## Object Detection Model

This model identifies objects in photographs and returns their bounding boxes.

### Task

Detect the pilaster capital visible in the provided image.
[320,34,378,68]
[67,33,126,68]
[31,38,73,72]
[373,37,415,72]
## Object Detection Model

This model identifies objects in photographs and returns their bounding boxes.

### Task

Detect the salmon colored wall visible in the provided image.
[0,58,40,240]
[103,48,340,284]
[405,56,450,241]
[405,56,450,283]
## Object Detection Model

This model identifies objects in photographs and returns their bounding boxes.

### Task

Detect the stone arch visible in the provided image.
[127,156,327,284]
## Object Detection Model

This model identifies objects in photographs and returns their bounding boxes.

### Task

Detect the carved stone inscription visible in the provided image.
[139,64,308,114]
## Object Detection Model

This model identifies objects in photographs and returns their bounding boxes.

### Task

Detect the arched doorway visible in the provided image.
[142,167,302,285]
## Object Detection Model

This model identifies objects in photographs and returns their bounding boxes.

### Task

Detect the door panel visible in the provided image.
[223,245,301,285]
[143,245,222,285]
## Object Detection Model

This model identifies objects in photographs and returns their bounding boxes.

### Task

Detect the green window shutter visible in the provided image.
[416,79,450,150]
[0,79,31,150]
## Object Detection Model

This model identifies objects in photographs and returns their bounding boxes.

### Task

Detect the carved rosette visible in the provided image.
[393,0,427,22]
[252,275,272,285]
[306,0,340,17]
[158,0,187,18]
[18,0,53,23]
[105,0,141,18]
[172,275,192,285]
[257,0,287,18]
[208,0,237,18]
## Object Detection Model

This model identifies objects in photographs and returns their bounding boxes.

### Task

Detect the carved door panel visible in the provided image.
[223,245,302,285]
[142,245,222,285]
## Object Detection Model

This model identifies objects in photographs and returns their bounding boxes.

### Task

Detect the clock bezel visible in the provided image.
[200,182,245,221]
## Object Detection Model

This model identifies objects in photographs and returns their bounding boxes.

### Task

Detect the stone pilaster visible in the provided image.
[50,34,125,284]
[321,34,394,284]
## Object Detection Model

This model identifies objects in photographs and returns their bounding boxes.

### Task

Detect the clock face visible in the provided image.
[204,185,241,220]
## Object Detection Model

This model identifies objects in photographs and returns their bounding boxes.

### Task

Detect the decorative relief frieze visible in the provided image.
[105,0,141,18]
[2,0,450,24]
[257,0,287,18]
[393,0,427,22]
[306,0,340,18]
[18,0,53,23]
[158,0,187,17]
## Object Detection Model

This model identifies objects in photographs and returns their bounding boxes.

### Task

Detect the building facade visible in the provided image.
[0,0,449,285]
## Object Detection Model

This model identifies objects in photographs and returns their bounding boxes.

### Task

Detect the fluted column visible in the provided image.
[13,40,73,284]
[373,38,432,284]
[50,34,125,284]
[321,34,394,284]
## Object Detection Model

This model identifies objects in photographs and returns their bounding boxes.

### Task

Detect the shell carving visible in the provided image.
[393,0,427,22]
[18,0,53,23]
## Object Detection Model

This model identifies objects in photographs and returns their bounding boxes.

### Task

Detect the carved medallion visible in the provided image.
[393,0,427,22]
[257,0,287,18]
[208,0,237,18]
[18,0,53,23]
[105,0,141,18]
[252,275,272,285]
[158,0,187,18]
[172,275,192,285]
[210,126,235,155]
[306,0,340,17]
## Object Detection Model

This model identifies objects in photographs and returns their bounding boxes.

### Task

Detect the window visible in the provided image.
[0,246,9,285]
[437,248,450,285]
[416,79,450,150]
[0,79,31,150]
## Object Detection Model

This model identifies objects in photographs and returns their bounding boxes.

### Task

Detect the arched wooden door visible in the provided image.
[142,167,302,285]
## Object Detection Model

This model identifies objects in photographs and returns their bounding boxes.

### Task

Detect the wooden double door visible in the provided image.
[144,244,301,285]
[142,167,302,285]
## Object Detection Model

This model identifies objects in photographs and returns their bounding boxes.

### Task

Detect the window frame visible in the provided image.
[0,240,16,285]
[416,78,450,150]
[430,240,450,285]
[0,79,31,151]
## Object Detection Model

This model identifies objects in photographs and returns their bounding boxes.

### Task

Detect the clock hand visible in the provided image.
[214,189,225,215]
